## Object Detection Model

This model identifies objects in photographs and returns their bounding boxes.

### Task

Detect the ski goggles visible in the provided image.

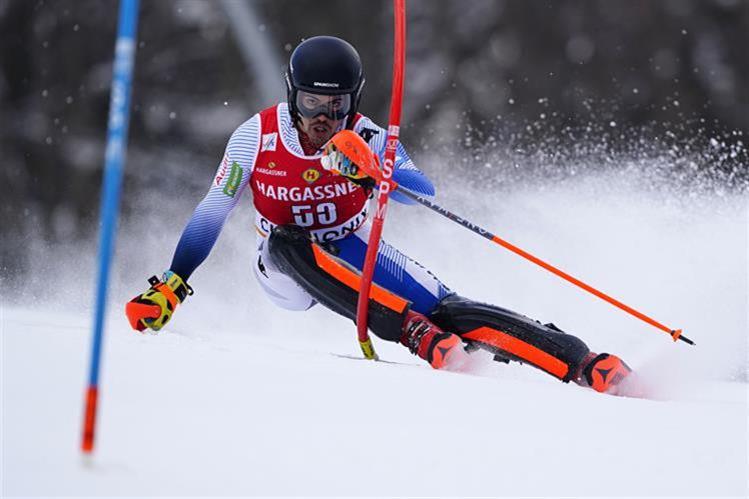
[295,90,352,120]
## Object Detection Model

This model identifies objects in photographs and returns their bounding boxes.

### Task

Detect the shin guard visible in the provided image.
[429,294,590,382]
[267,225,409,341]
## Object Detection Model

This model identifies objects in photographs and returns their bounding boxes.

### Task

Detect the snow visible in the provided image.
[2,306,747,497]
[2,168,747,497]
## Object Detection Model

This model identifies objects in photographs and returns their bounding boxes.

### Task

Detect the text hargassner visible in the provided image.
[254,181,360,202]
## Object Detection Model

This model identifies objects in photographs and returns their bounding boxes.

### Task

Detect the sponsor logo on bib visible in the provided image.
[302,168,321,184]
[261,133,277,152]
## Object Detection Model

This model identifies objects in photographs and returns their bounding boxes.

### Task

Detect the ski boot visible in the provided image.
[576,352,634,395]
[401,310,468,370]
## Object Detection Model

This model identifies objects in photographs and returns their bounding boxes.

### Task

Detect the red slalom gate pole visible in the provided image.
[355,0,407,359]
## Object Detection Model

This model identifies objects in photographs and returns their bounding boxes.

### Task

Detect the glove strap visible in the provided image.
[163,270,193,302]
[147,271,193,306]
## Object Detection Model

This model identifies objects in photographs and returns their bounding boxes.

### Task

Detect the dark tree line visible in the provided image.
[1,0,747,279]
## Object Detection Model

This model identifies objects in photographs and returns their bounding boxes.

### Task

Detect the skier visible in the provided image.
[126,36,633,394]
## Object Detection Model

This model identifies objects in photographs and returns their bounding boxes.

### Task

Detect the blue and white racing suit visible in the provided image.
[170,103,451,315]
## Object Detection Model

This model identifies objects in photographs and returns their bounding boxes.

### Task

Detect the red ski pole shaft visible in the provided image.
[394,186,693,346]
[355,0,407,359]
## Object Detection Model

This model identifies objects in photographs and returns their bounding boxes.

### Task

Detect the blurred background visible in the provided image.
[3,3,748,495]
[1,0,747,287]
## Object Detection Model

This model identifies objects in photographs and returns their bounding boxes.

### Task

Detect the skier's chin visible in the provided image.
[309,127,334,147]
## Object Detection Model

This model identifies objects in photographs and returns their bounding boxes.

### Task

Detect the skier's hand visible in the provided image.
[321,141,376,189]
[125,271,192,332]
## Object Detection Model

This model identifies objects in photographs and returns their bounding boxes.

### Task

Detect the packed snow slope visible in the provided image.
[2,160,747,497]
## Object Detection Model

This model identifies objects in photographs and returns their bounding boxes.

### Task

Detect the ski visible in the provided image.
[330,353,419,367]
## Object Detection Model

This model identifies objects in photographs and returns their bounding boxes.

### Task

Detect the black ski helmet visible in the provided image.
[285,36,365,127]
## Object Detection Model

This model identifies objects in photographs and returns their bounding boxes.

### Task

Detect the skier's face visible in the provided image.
[298,112,342,149]
[296,92,348,148]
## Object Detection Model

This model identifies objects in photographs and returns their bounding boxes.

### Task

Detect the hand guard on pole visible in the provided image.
[321,141,376,190]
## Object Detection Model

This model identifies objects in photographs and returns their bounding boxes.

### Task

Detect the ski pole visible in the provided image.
[354,0,407,360]
[331,133,691,346]
[82,0,140,455]
[395,186,693,345]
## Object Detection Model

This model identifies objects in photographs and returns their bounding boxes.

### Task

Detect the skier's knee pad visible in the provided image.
[267,225,409,341]
[429,294,590,381]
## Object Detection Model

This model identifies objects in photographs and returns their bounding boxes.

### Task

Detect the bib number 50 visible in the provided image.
[292,202,337,227]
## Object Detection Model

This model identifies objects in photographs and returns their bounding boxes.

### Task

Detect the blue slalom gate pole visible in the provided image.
[82,0,140,454]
